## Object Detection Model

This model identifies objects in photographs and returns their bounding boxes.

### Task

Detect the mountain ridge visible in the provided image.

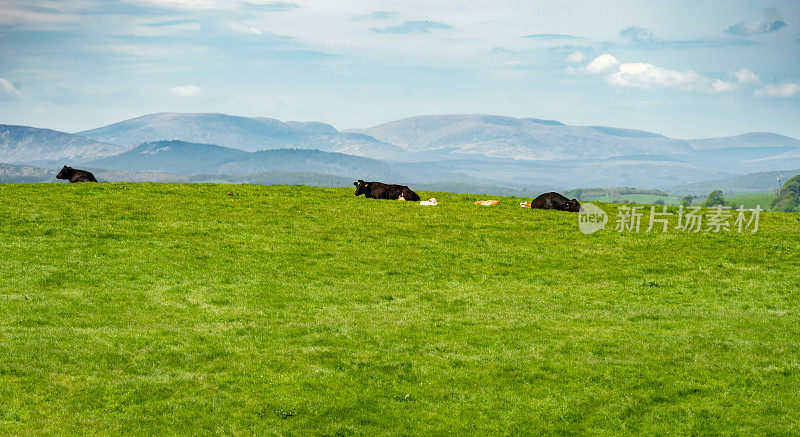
[82,140,465,183]
[685,132,800,151]
[1,124,129,164]
[74,112,800,163]
[77,112,406,159]
[347,114,694,160]
[4,112,800,189]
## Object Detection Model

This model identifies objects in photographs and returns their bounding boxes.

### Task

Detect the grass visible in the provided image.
[1,183,799,434]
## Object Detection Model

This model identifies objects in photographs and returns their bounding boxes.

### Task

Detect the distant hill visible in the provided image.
[348,114,694,160]
[85,141,250,174]
[0,124,127,164]
[91,169,190,183]
[668,169,800,196]
[0,163,54,183]
[83,140,463,183]
[214,148,399,178]
[206,171,355,187]
[0,161,191,183]
[686,133,800,151]
[77,113,405,159]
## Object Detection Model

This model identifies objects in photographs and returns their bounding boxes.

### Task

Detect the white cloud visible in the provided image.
[734,68,759,84]
[582,54,765,93]
[170,84,202,97]
[607,63,702,89]
[708,68,760,93]
[757,83,800,98]
[585,54,619,74]
[583,55,703,90]
[711,79,736,93]
[0,77,21,98]
[566,52,586,64]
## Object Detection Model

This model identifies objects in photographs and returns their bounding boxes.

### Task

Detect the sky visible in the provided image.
[0,0,798,138]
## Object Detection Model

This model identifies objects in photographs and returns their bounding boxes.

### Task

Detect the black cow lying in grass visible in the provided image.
[354,180,420,201]
[530,192,580,212]
[56,165,98,183]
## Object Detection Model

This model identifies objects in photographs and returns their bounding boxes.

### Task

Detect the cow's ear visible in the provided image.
[353,182,358,186]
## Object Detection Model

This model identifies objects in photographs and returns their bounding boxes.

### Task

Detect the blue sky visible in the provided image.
[0,0,798,138]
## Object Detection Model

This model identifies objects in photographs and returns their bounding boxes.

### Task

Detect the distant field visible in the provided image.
[583,194,681,205]
[583,192,777,209]
[1,183,799,434]
[725,191,776,209]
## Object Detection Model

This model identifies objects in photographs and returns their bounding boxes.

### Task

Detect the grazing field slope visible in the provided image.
[0,184,798,434]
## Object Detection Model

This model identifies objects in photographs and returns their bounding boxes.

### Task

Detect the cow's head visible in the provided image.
[56,165,74,180]
[353,180,369,196]
[566,198,581,212]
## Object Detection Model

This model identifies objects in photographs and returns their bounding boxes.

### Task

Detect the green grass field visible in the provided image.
[1,183,799,434]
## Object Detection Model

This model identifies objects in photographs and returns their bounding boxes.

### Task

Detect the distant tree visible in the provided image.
[652,199,665,205]
[702,190,726,207]
[679,195,695,207]
[771,175,800,212]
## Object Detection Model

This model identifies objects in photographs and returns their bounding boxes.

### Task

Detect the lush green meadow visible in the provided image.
[1,183,799,434]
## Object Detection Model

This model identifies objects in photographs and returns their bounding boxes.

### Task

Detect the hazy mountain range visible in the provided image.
[685,133,800,150]
[348,114,695,160]
[84,140,462,182]
[2,112,800,193]
[77,113,406,159]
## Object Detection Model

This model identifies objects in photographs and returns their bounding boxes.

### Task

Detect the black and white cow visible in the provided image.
[353,180,420,201]
[530,192,580,212]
